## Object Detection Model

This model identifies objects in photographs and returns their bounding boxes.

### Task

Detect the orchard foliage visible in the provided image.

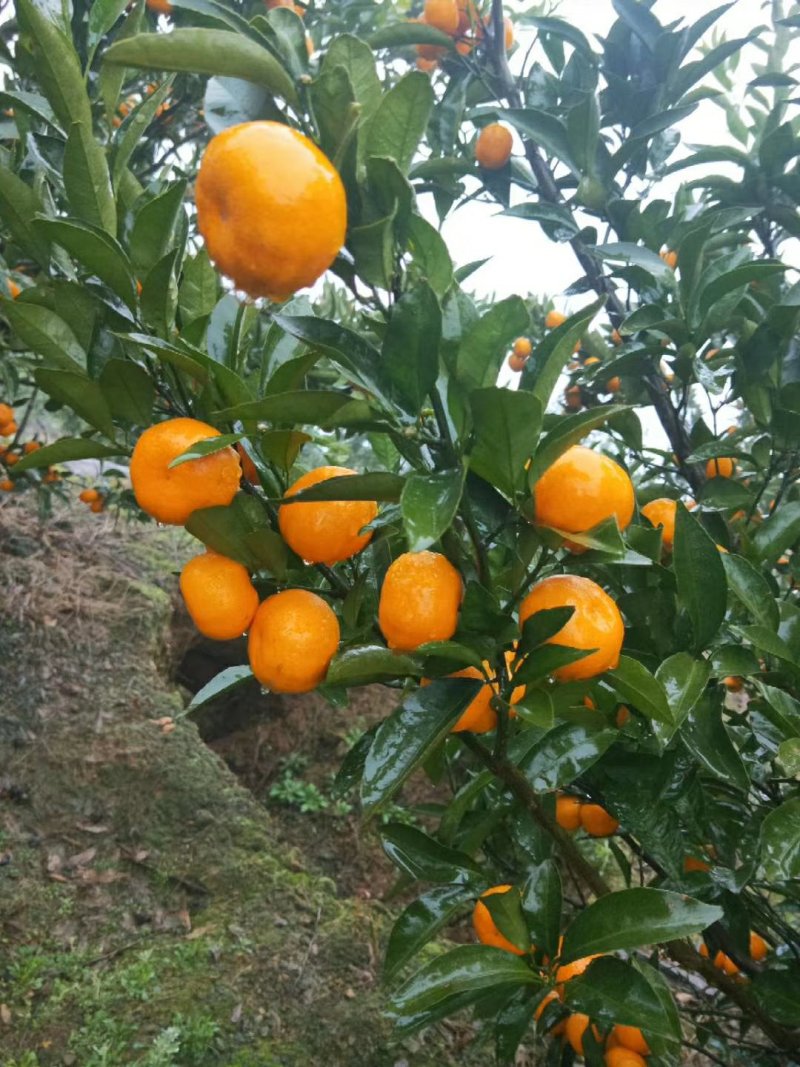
[1,0,800,1062]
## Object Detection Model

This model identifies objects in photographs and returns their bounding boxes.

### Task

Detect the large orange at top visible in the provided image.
[278,466,377,565]
[248,589,340,693]
[196,122,347,301]
[130,417,241,525]
[519,574,624,682]
[378,550,462,651]
[534,445,635,536]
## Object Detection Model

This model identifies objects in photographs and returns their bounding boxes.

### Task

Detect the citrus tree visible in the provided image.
[1,0,799,1062]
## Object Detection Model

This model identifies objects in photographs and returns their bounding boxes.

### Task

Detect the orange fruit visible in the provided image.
[660,249,678,269]
[180,551,260,641]
[5,451,19,465]
[611,329,622,345]
[445,653,525,733]
[545,310,566,329]
[378,550,462,651]
[580,803,619,837]
[705,347,719,361]
[566,1013,601,1056]
[236,444,259,485]
[416,56,439,72]
[43,468,59,483]
[424,0,459,33]
[534,445,635,539]
[146,0,173,12]
[605,1048,647,1067]
[475,123,512,169]
[611,1025,650,1056]
[724,675,744,692]
[248,589,340,693]
[534,989,564,1034]
[130,418,241,525]
[22,441,40,454]
[416,41,447,60]
[564,385,582,410]
[641,498,677,549]
[683,855,711,873]
[89,499,105,514]
[508,351,527,372]
[472,885,526,955]
[0,403,13,424]
[196,122,347,301]
[513,337,532,359]
[749,931,768,961]
[503,15,514,48]
[706,456,735,478]
[555,794,582,832]
[79,488,100,504]
[519,575,624,682]
[556,953,601,986]
[278,466,377,565]
[615,705,630,727]
[584,356,601,367]
[0,478,13,492]
[1,420,18,437]
[7,279,20,299]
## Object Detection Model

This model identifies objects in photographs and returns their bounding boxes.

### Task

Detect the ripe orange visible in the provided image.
[605,1048,647,1067]
[472,885,526,955]
[248,589,340,693]
[565,1013,601,1056]
[5,451,18,465]
[534,446,635,540]
[641,497,677,549]
[146,0,173,12]
[79,488,100,504]
[503,15,514,48]
[475,123,512,169]
[0,478,13,492]
[660,249,678,269]
[611,329,622,345]
[699,943,739,976]
[612,1025,650,1056]
[180,551,260,641]
[519,575,624,682]
[416,41,447,60]
[424,0,459,33]
[534,989,564,1034]
[749,931,768,961]
[683,855,711,873]
[584,356,601,367]
[565,385,582,410]
[278,465,377,565]
[416,56,439,72]
[236,444,259,485]
[379,551,462,651]
[556,953,601,986]
[508,351,527,373]
[1,420,17,437]
[0,403,12,424]
[545,310,566,329]
[706,456,735,478]
[615,705,630,727]
[705,347,719,361]
[130,417,241,525]
[22,441,40,454]
[43,468,59,483]
[555,794,582,832]
[446,654,525,733]
[724,675,744,692]
[7,279,20,299]
[90,499,105,514]
[580,803,619,837]
[513,337,532,359]
[196,122,347,301]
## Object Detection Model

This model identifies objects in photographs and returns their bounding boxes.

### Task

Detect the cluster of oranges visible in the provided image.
[472,886,651,1065]
[554,793,619,837]
[507,336,532,373]
[545,309,623,405]
[0,401,18,439]
[699,931,768,977]
[415,0,513,73]
[0,403,54,492]
[78,487,106,514]
[112,84,171,128]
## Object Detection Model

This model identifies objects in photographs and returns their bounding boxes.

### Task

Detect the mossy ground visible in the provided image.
[0,502,502,1067]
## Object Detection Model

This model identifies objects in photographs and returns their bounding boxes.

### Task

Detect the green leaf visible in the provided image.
[273,315,387,399]
[456,296,530,391]
[673,35,755,99]
[502,202,580,241]
[561,888,722,962]
[722,553,780,631]
[407,214,454,298]
[11,437,127,473]
[168,433,242,469]
[519,607,576,653]
[34,218,136,310]
[517,722,617,791]
[187,665,253,712]
[0,89,61,131]
[752,967,800,1026]
[64,122,116,235]
[673,503,726,650]
[480,888,531,954]
[401,469,464,553]
[753,502,800,564]
[382,283,441,414]
[596,242,673,281]
[214,390,369,428]
[99,358,155,425]
[504,108,580,176]
[113,79,176,192]
[17,0,92,130]
[759,797,800,881]
[381,823,483,884]
[530,405,630,482]
[512,644,592,687]
[736,624,798,668]
[286,471,403,504]
[521,860,562,959]
[528,298,605,411]
[528,17,594,58]
[88,0,130,45]
[695,262,787,323]
[368,22,456,50]
[366,71,434,176]
[34,369,116,440]
[130,182,188,277]
[653,652,710,742]
[326,645,418,687]
[469,387,543,499]
[605,656,672,725]
[564,957,679,1045]
[385,885,476,981]
[185,494,287,575]
[389,945,540,1036]
[361,677,483,816]
[681,698,749,791]
[178,249,218,325]
[323,35,382,126]
[611,0,661,50]
[103,29,300,109]
[0,165,50,267]
[566,92,600,175]
[0,299,85,370]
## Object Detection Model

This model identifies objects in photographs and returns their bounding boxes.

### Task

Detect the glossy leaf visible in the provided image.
[185,494,287,575]
[564,956,679,1043]
[187,665,253,712]
[604,656,672,724]
[381,823,483,884]
[17,0,92,130]
[34,369,116,440]
[365,71,434,175]
[326,645,418,687]
[469,387,543,499]
[11,437,127,473]
[521,861,561,959]
[752,966,800,1026]
[214,390,372,428]
[759,796,800,881]
[384,885,476,981]
[0,165,51,267]
[0,299,85,370]
[401,469,464,552]
[517,722,617,791]
[673,503,726,650]
[361,677,483,816]
[653,652,710,741]
[368,22,456,50]
[99,358,155,425]
[519,607,575,652]
[682,698,749,791]
[273,315,388,399]
[34,218,137,310]
[286,471,404,503]
[722,552,780,631]
[456,296,530,391]
[382,283,441,414]
[168,433,242,468]
[561,888,722,962]
[64,122,116,235]
[752,502,800,563]
[505,108,580,176]
[512,644,592,687]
